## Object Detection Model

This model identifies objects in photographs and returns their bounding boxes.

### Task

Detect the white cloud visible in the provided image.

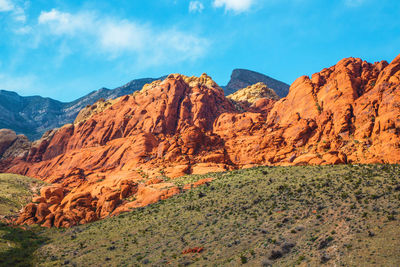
[213,0,254,13]
[37,9,209,65]
[38,9,90,35]
[0,0,13,12]
[99,20,148,52]
[189,1,204,13]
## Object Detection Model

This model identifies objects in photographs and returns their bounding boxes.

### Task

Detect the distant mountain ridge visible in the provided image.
[0,70,288,140]
[0,78,160,140]
[224,69,290,97]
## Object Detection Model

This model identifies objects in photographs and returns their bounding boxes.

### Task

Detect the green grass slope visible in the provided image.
[0,173,47,217]
[0,173,48,267]
[29,165,400,267]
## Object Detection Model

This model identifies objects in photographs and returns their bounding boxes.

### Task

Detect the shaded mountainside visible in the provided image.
[224,69,290,97]
[0,77,160,140]
[0,90,65,140]
[1,53,400,228]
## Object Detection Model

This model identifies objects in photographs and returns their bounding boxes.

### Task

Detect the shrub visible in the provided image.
[240,255,248,264]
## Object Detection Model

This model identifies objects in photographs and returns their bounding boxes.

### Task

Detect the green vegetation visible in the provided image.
[0,173,47,217]
[1,165,400,266]
[0,223,48,267]
[0,173,48,266]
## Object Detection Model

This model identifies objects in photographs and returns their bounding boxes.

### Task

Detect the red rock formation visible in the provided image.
[4,74,237,227]
[182,247,204,254]
[3,54,400,227]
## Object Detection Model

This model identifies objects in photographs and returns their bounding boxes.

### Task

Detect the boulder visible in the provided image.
[16,203,37,225]
[35,203,50,224]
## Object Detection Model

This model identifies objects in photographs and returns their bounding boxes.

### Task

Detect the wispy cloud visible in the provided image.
[0,0,13,12]
[189,1,204,13]
[38,9,92,35]
[37,9,210,66]
[213,0,255,13]
[0,0,27,26]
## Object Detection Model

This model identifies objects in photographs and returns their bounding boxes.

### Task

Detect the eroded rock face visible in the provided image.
[74,98,118,124]
[227,82,279,113]
[262,56,400,164]
[227,82,279,104]
[0,129,31,160]
[0,129,17,156]
[4,55,400,227]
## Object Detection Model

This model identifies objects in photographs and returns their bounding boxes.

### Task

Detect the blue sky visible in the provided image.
[0,0,399,101]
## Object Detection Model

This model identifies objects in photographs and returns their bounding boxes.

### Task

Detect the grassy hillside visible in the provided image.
[0,173,47,267]
[24,164,399,267]
[0,173,47,217]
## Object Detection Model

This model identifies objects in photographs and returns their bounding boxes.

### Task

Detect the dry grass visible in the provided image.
[27,164,400,266]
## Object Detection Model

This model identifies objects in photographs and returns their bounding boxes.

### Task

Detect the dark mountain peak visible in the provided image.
[225,69,290,98]
[0,89,19,96]
[120,77,158,88]
[231,68,265,78]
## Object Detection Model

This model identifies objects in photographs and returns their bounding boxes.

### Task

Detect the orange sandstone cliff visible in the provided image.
[2,54,400,227]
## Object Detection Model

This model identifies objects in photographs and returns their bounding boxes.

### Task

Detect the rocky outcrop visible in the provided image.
[227,82,279,112]
[224,69,290,97]
[0,129,31,160]
[0,129,17,156]
[74,98,118,124]
[227,82,279,103]
[4,54,400,228]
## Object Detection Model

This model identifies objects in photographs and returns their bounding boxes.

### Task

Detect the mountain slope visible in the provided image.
[0,77,160,140]
[3,165,399,266]
[1,54,400,228]
[0,173,47,217]
[224,69,290,97]
[0,90,65,140]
